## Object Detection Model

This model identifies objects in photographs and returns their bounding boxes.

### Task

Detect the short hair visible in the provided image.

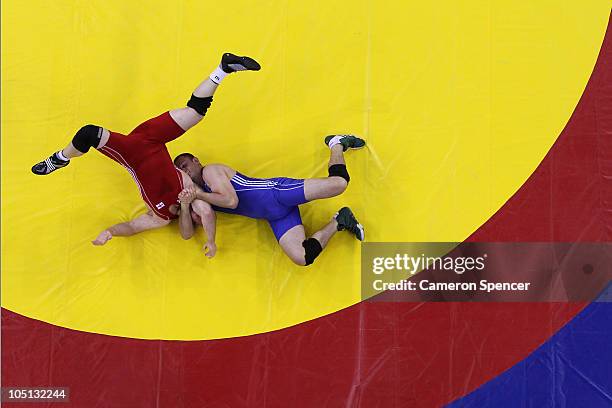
[173,152,194,166]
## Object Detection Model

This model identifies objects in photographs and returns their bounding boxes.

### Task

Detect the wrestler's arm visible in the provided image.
[175,170,200,240]
[92,212,170,245]
[191,199,217,258]
[196,164,239,209]
[176,171,218,257]
[177,190,196,240]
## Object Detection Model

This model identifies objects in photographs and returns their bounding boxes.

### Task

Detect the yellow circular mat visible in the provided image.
[2,1,610,340]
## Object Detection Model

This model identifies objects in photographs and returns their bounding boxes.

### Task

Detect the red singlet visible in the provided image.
[98,111,185,220]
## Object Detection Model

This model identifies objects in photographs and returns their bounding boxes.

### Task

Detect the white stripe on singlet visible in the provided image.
[100,145,166,219]
[231,174,303,191]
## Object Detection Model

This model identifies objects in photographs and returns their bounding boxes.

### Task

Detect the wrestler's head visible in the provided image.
[174,153,204,185]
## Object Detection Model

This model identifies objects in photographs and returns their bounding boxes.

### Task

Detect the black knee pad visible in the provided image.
[302,238,323,266]
[187,95,213,116]
[72,124,103,153]
[328,164,350,183]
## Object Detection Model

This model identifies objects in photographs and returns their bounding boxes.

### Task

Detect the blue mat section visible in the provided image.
[448,284,612,408]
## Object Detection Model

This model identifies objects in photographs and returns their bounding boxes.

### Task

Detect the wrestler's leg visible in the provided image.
[271,206,344,266]
[303,144,348,201]
[303,134,365,201]
[277,206,364,266]
[31,125,110,175]
[277,220,337,267]
[170,53,261,132]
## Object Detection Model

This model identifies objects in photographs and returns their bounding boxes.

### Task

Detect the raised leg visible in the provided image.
[61,128,110,159]
[168,78,219,132]
[31,125,110,175]
[170,53,261,131]
[303,134,365,201]
[304,144,348,201]
[32,53,261,176]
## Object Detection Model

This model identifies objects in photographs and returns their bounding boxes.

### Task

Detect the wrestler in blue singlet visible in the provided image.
[203,172,309,241]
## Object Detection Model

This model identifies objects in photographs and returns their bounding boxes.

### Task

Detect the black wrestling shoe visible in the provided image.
[221,53,261,73]
[335,207,365,241]
[31,152,70,175]
[324,134,366,152]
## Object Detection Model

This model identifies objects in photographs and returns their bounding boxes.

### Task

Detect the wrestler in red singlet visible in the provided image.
[31,53,261,248]
[99,112,186,220]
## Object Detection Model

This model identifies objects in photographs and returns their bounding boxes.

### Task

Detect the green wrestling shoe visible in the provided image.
[324,134,366,152]
[334,207,365,241]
